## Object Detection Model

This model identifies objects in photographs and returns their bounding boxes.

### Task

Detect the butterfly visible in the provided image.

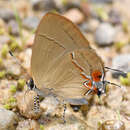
[30,12,124,100]
[9,12,126,122]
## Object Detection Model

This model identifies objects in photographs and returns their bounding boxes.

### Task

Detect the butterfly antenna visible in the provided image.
[9,50,13,56]
[105,80,121,88]
[9,51,22,67]
[102,68,105,84]
[10,51,41,112]
[105,67,127,75]
[9,50,30,78]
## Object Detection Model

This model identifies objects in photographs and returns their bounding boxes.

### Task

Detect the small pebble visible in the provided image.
[23,16,40,30]
[4,59,21,77]
[16,91,41,119]
[0,8,15,22]
[80,1,90,17]
[31,0,57,11]
[112,54,130,78]
[40,96,60,117]
[105,88,123,109]
[120,101,130,116]
[63,8,85,24]
[0,108,18,130]
[0,19,5,28]
[100,120,125,130]
[109,9,121,25]
[80,22,90,32]
[95,23,116,46]
[86,106,115,129]
[0,35,11,49]
[16,120,40,130]
[8,20,19,36]
[19,48,32,70]
[80,19,99,33]
[88,0,113,4]
[43,114,88,130]
[63,0,81,11]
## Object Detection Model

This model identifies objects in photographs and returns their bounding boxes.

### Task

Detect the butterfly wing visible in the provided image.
[41,49,104,99]
[31,12,104,100]
[34,12,90,50]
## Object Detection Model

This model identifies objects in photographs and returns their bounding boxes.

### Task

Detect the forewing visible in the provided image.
[31,12,90,92]
[35,12,90,51]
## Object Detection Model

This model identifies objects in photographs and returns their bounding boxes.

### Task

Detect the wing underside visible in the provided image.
[31,13,104,99]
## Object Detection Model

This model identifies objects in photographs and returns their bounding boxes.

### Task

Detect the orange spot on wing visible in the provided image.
[92,70,102,82]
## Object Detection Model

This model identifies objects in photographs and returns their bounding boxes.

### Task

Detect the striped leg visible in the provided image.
[33,94,40,113]
[62,103,67,123]
[84,89,93,96]
[83,80,93,96]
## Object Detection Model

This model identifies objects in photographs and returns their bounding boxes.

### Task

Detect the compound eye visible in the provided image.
[27,78,35,90]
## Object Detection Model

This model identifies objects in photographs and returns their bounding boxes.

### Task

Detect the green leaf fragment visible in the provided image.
[1,44,9,58]
[17,79,26,90]
[40,125,44,130]
[120,73,130,86]
[10,85,17,93]
[4,104,12,110]
[0,70,6,78]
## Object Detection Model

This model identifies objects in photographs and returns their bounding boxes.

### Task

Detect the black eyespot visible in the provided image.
[98,75,102,79]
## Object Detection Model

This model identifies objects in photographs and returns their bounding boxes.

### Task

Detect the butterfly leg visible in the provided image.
[84,89,93,96]
[33,94,40,113]
[62,103,67,123]
[83,79,96,96]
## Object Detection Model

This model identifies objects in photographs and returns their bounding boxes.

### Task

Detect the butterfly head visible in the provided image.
[91,70,106,97]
